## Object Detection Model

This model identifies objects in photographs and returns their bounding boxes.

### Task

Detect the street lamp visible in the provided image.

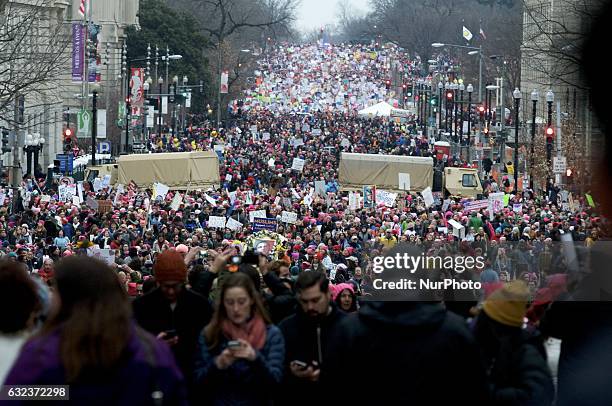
[546,89,554,178]
[530,89,539,189]
[513,88,521,193]
[451,82,458,142]
[91,83,99,165]
[438,81,443,130]
[444,81,451,133]
[485,84,499,134]
[432,42,483,102]
[459,82,465,143]
[158,77,163,139]
[172,76,179,137]
[143,80,150,143]
[24,133,44,177]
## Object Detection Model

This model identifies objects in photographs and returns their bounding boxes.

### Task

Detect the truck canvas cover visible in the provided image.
[117,151,220,190]
[339,153,433,192]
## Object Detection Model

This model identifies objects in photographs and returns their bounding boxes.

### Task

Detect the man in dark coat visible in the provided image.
[133,250,212,396]
[322,243,490,405]
[277,271,345,406]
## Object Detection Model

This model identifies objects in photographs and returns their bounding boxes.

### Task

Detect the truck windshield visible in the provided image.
[87,170,99,182]
[462,174,477,187]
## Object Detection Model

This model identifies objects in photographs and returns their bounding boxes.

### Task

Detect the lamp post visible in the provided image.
[459,82,465,144]
[513,88,521,193]
[444,81,450,133]
[172,75,178,137]
[466,84,473,139]
[158,77,163,139]
[32,133,44,179]
[433,42,483,102]
[143,79,151,144]
[438,81,443,130]
[452,83,459,142]
[530,89,539,189]
[545,90,554,181]
[92,84,98,166]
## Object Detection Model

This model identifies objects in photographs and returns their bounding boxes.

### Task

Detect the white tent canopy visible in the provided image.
[357,101,394,117]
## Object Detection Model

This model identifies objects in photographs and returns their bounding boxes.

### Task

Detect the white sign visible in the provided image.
[513,203,523,213]
[225,174,233,183]
[204,193,217,206]
[281,211,298,224]
[208,216,227,228]
[170,193,182,211]
[268,158,275,167]
[375,189,397,207]
[249,210,267,223]
[291,158,305,172]
[226,217,243,231]
[422,187,434,208]
[291,138,304,147]
[442,199,451,212]
[229,191,237,204]
[314,180,326,196]
[349,192,358,210]
[89,248,115,266]
[341,138,350,148]
[58,184,77,202]
[40,195,51,203]
[161,96,168,114]
[153,183,169,200]
[262,132,271,141]
[72,196,81,206]
[291,188,301,199]
[553,156,567,174]
[487,192,505,214]
[312,129,322,136]
[398,173,411,191]
[97,109,107,139]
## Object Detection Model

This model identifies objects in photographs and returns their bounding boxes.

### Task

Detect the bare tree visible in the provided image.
[169,0,300,123]
[521,0,605,90]
[0,0,70,127]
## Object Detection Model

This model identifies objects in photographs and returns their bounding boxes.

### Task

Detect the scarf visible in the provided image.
[221,314,267,350]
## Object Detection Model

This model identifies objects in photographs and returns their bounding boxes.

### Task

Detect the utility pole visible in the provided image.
[12,96,23,188]
[92,89,98,166]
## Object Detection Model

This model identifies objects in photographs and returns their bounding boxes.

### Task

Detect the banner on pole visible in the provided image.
[220,70,229,94]
[71,23,85,82]
[130,68,144,108]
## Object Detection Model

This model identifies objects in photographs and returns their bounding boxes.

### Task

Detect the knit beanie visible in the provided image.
[482,280,529,327]
[153,250,187,283]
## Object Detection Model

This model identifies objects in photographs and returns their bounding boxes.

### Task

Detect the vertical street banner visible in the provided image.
[77,109,92,138]
[96,109,107,139]
[117,102,126,127]
[87,23,102,83]
[130,68,144,108]
[71,23,84,82]
[220,70,229,94]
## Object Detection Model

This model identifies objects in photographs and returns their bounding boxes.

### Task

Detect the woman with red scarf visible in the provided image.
[194,272,284,405]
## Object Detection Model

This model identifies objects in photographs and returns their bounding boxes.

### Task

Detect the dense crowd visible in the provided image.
[0,41,610,406]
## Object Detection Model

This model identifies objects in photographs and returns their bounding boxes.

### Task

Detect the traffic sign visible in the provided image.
[553,156,567,174]
[56,154,74,174]
[97,141,111,154]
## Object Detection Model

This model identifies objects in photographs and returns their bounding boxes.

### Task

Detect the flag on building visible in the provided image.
[463,26,473,41]
[78,0,88,17]
[479,25,487,40]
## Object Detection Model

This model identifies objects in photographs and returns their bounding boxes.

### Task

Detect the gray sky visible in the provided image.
[297,0,371,33]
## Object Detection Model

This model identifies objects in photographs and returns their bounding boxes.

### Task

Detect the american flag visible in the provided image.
[78,0,88,17]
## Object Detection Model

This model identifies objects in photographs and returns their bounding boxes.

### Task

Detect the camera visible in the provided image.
[230,255,242,265]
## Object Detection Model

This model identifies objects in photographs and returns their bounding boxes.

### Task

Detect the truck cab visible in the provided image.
[84,164,118,184]
[443,167,483,198]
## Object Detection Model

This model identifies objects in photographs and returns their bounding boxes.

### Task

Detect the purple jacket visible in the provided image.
[3,324,188,406]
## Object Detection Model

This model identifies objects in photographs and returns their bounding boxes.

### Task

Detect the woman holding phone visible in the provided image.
[194,272,284,405]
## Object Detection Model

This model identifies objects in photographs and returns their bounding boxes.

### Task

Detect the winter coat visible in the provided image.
[193,325,284,406]
[322,302,490,405]
[133,287,212,382]
[4,325,188,405]
[277,305,346,406]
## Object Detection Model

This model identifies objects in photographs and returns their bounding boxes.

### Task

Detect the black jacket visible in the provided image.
[277,304,346,406]
[132,287,212,381]
[322,302,490,405]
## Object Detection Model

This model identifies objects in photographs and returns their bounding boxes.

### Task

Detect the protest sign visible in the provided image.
[488,192,505,214]
[226,217,243,231]
[375,189,397,207]
[89,249,115,266]
[170,193,182,211]
[59,184,77,202]
[153,183,169,200]
[204,193,217,206]
[281,211,298,224]
[513,204,523,213]
[253,218,278,232]
[249,210,267,223]
[464,200,489,212]
[422,187,434,208]
[349,192,358,210]
[291,158,305,172]
[314,180,326,196]
[208,216,227,228]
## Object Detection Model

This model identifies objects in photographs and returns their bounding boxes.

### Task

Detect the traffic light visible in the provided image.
[407,89,412,97]
[63,128,72,153]
[385,79,391,90]
[478,105,485,122]
[566,168,573,177]
[483,127,489,135]
[446,91,453,100]
[17,96,25,124]
[430,96,437,106]
[402,83,407,93]
[545,126,554,160]
[1,128,10,153]
[0,166,8,187]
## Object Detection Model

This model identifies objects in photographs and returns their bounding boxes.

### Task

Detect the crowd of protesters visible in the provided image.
[0,40,610,406]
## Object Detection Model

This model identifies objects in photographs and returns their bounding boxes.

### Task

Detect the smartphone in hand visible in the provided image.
[291,360,309,370]
[164,329,177,339]
[227,340,242,348]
